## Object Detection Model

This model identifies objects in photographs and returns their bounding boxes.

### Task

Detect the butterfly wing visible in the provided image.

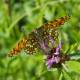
[24,32,39,54]
[29,15,70,54]
[24,25,58,55]
[8,16,70,56]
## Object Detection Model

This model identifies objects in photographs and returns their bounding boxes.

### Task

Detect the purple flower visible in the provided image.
[39,41,51,54]
[37,34,62,69]
[45,42,61,69]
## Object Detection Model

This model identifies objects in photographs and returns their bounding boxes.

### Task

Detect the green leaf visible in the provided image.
[66,61,80,74]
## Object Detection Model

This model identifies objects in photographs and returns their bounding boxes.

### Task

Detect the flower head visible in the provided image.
[45,42,61,69]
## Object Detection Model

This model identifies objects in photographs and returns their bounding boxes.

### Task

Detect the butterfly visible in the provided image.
[8,15,70,57]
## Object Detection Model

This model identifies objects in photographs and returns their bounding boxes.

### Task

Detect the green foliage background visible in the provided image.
[0,0,80,80]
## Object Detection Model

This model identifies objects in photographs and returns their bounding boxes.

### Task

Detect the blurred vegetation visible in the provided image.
[0,0,80,80]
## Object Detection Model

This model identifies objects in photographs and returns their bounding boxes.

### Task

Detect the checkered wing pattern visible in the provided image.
[8,16,70,56]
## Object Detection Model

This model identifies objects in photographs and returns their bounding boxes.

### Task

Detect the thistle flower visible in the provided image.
[45,43,61,69]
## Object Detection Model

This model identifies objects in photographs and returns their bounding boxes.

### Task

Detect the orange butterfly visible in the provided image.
[8,15,70,57]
